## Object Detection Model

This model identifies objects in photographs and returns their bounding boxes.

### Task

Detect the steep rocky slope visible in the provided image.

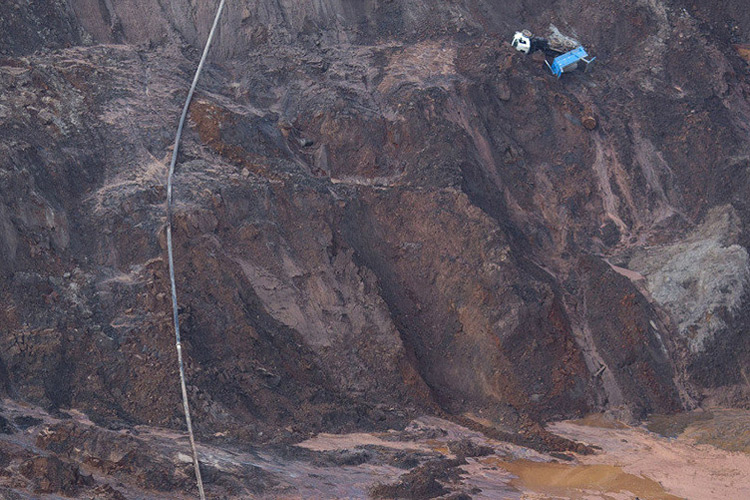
[1,0,750,497]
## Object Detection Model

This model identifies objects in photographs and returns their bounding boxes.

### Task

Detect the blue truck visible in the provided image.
[511,30,596,77]
[545,46,596,78]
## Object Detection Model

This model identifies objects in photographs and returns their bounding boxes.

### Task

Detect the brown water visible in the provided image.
[482,456,680,500]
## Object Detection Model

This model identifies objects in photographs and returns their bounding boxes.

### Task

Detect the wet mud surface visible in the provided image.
[2,401,750,498]
[550,409,750,500]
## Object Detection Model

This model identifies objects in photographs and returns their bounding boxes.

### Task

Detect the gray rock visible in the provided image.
[629,206,750,353]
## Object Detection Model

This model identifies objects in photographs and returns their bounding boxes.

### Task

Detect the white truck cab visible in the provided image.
[511,31,532,54]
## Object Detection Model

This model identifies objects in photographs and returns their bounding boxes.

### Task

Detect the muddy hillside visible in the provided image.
[1,0,750,497]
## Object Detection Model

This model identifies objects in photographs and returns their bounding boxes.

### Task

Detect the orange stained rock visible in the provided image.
[734,44,750,63]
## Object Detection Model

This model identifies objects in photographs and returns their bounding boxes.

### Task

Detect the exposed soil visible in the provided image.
[2,0,750,497]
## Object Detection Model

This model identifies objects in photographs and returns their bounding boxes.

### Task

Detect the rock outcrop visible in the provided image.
[2,0,750,496]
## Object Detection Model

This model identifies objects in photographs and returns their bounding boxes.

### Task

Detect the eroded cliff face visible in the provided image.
[1,0,750,496]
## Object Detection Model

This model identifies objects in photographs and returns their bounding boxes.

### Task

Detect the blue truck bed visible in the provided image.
[548,46,595,78]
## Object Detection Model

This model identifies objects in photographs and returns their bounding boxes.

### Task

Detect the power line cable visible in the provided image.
[165,1,227,498]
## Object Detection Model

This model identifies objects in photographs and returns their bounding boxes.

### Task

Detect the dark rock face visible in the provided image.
[19,455,91,495]
[0,0,84,57]
[580,256,682,418]
[2,0,750,494]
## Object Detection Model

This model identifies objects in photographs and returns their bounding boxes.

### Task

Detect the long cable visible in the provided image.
[166,1,227,498]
